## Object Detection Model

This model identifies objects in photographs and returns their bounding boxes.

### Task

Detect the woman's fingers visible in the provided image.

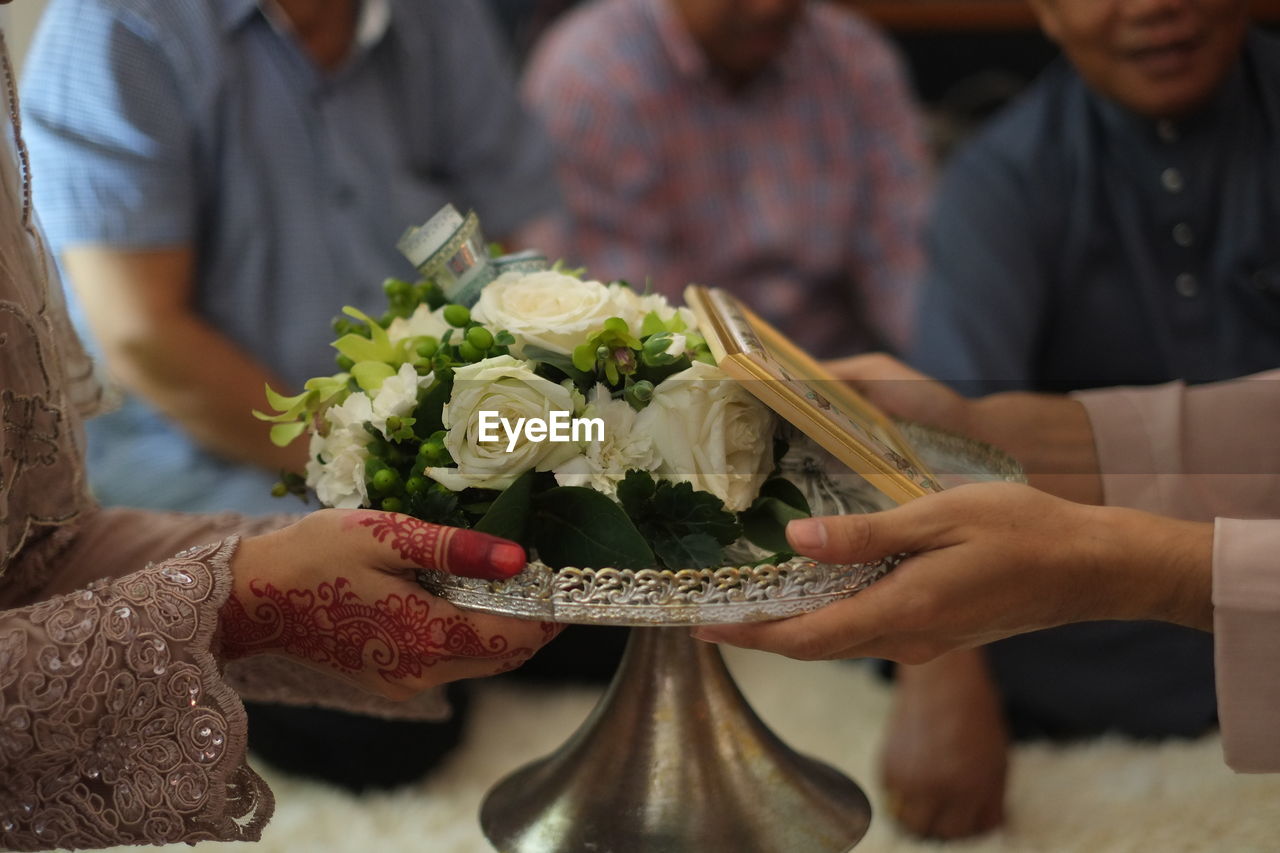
[341,510,526,579]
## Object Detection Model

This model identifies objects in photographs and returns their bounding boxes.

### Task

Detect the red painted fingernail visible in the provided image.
[444,530,527,580]
[486,542,527,578]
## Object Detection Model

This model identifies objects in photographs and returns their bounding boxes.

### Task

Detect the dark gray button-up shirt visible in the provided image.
[910,31,1280,739]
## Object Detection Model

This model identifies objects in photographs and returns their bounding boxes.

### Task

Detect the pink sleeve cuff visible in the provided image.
[1213,518,1280,773]
[1073,381,1192,516]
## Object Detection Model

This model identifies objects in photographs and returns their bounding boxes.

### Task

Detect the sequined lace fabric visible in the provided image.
[0,28,457,847]
[0,26,282,845]
[0,30,277,849]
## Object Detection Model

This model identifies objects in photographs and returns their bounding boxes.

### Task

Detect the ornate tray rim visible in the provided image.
[416,420,1024,626]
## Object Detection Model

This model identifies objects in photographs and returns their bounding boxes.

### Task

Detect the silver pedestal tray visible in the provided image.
[417,424,1024,853]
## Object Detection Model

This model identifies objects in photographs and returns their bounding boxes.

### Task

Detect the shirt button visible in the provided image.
[1156,120,1179,143]
[1161,168,1184,193]
[1174,273,1199,298]
[1172,222,1194,247]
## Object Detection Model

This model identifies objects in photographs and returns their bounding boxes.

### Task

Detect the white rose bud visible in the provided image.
[427,355,583,491]
[634,360,774,511]
[473,271,632,356]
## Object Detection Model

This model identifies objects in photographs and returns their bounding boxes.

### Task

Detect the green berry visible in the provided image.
[625,380,655,410]
[270,482,289,498]
[371,467,400,494]
[383,277,413,299]
[380,496,403,513]
[415,336,440,359]
[405,475,429,495]
[465,326,494,351]
[643,333,673,356]
[443,304,471,327]
[458,341,483,362]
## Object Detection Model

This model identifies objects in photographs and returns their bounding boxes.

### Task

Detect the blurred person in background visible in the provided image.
[895,0,1279,839]
[525,0,929,358]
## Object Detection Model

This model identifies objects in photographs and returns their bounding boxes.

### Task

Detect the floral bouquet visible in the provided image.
[256,245,811,573]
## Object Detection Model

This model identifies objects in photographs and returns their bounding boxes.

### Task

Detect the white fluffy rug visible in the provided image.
[87,647,1280,853]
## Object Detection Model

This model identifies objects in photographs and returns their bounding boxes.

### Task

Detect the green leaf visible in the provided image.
[572,342,597,373]
[351,361,396,392]
[616,469,656,517]
[649,480,741,546]
[531,487,655,570]
[263,383,310,414]
[333,333,393,364]
[413,378,452,436]
[639,311,666,338]
[474,470,535,545]
[653,532,724,571]
[758,477,811,516]
[305,373,352,399]
[740,478,812,555]
[252,405,304,424]
[616,472,741,570]
[269,421,308,447]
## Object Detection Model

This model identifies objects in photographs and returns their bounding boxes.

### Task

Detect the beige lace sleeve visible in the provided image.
[0,538,271,850]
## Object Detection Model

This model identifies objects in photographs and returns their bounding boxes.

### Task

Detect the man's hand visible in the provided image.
[222,510,559,699]
[694,483,1214,663]
[882,651,1008,840]
[61,246,308,474]
[825,353,1104,504]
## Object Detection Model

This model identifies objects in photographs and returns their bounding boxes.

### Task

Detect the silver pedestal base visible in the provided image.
[480,628,871,853]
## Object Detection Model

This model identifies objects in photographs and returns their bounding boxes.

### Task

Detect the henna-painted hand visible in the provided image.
[219,509,561,700]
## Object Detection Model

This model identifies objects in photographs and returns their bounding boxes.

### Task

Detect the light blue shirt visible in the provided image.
[22,0,559,513]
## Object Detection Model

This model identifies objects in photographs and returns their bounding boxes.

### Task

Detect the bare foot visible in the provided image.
[880,648,1008,839]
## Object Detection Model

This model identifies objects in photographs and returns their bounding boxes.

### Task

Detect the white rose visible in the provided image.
[553,384,657,497]
[369,362,430,438]
[305,407,373,509]
[473,271,630,356]
[386,303,450,345]
[612,287,701,335]
[634,360,774,511]
[426,355,583,491]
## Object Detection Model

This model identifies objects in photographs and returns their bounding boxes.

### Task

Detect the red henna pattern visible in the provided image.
[358,513,527,579]
[220,577,532,684]
[539,621,564,645]
[359,513,453,571]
